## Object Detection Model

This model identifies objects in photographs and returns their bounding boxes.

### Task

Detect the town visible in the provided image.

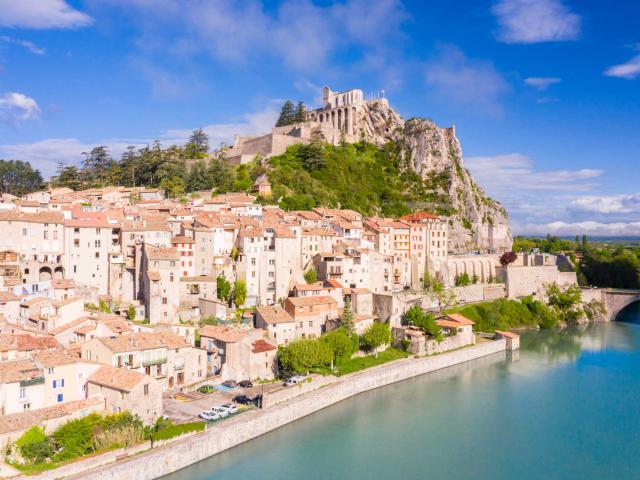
[0,87,580,478]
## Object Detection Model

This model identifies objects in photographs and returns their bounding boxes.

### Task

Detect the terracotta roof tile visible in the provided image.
[88,365,147,392]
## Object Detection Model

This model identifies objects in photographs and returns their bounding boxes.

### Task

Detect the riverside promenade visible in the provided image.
[26,339,508,480]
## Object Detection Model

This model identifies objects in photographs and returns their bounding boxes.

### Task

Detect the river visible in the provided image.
[165,303,640,480]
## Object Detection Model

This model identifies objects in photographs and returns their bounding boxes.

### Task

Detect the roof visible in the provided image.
[443,313,475,326]
[0,291,19,302]
[285,295,337,307]
[32,349,77,368]
[399,211,438,222]
[16,334,62,351]
[145,245,179,260]
[324,278,344,289]
[97,332,188,353]
[495,330,519,339]
[251,339,276,353]
[88,365,147,392]
[0,359,42,383]
[0,396,103,435]
[51,278,75,289]
[171,235,195,244]
[0,211,64,224]
[199,325,248,343]
[293,282,324,291]
[256,305,294,324]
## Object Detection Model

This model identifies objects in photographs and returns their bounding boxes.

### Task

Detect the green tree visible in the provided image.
[303,267,317,284]
[275,100,296,127]
[340,296,355,332]
[546,283,583,323]
[404,305,441,338]
[187,160,211,191]
[361,322,392,355]
[81,146,111,186]
[278,338,333,374]
[127,305,136,321]
[216,275,231,302]
[16,426,54,463]
[184,128,209,158]
[321,328,359,364]
[455,272,471,286]
[294,101,307,123]
[207,158,235,192]
[159,176,186,198]
[0,159,44,195]
[234,280,247,307]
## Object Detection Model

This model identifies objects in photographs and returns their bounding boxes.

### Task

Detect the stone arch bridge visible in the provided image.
[591,288,640,321]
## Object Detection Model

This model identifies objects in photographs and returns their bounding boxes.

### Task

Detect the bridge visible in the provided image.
[588,288,640,321]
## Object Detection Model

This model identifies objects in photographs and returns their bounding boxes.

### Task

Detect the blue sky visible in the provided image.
[0,0,639,236]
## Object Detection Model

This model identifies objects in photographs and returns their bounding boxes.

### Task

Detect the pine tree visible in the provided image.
[294,101,307,123]
[340,297,355,332]
[276,100,295,127]
[184,128,209,158]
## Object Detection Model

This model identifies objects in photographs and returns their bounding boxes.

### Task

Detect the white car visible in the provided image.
[199,411,220,421]
[219,403,238,414]
[283,375,306,387]
[209,406,229,418]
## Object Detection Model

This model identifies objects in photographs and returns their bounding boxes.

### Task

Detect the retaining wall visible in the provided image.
[62,340,507,480]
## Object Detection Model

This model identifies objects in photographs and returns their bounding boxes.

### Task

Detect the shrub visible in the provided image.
[151,422,205,441]
[16,427,54,463]
[321,328,359,363]
[52,414,101,461]
[278,338,334,374]
[361,322,392,352]
[500,251,518,266]
[404,305,441,338]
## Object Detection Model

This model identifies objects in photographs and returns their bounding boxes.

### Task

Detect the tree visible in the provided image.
[275,100,295,127]
[0,159,43,195]
[278,338,333,374]
[127,305,136,321]
[54,165,82,190]
[430,280,456,312]
[500,251,518,266]
[187,160,211,191]
[294,101,307,123]
[546,283,583,323]
[216,275,231,302]
[184,128,209,159]
[159,176,186,198]
[455,272,471,286]
[340,296,355,332]
[321,328,359,364]
[234,280,247,307]
[361,322,391,355]
[303,267,317,284]
[298,141,325,171]
[404,305,441,338]
[81,146,111,186]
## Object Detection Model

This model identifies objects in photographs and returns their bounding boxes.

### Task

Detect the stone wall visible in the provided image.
[500,265,577,299]
[453,284,484,303]
[67,340,507,480]
[483,284,506,300]
[262,375,336,408]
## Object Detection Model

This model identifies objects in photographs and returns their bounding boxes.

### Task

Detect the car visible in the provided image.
[197,385,215,394]
[219,403,238,414]
[199,411,220,421]
[283,375,306,387]
[233,395,252,405]
[209,407,229,418]
[221,380,238,388]
[238,380,253,388]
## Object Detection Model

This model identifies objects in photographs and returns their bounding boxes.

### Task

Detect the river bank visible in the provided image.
[39,339,508,480]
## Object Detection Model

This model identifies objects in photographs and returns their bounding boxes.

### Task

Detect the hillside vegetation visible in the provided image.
[261,141,453,217]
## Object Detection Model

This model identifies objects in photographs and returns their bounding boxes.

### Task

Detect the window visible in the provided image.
[74,239,80,247]
[53,379,57,388]
[57,393,64,403]
[170,261,175,267]
[162,297,167,305]
[169,273,174,282]
[22,228,27,236]
[95,240,101,248]
[43,231,48,239]
[54,230,58,240]
[96,228,101,234]
[144,384,149,395]
[19,387,26,399]
[95,252,100,258]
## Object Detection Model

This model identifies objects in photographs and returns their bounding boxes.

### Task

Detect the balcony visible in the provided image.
[174,363,184,371]
[142,357,167,367]
[20,376,45,387]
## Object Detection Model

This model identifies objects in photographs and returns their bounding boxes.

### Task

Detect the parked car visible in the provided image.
[283,375,306,387]
[209,406,229,418]
[199,411,220,421]
[219,403,238,414]
[238,380,253,388]
[221,380,238,388]
[233,395,252,405]
[197,385,215,394]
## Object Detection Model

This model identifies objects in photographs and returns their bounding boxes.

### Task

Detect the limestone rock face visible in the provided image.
[358,102,512,254]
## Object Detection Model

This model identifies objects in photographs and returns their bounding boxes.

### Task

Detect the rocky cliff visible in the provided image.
[356,100,512,253]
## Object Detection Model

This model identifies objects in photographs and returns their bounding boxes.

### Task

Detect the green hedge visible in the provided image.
[151,422,205,441]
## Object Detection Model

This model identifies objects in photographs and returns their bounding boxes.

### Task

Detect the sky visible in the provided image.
[0,0,639,236]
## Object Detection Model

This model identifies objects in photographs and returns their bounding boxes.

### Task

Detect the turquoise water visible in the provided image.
[166,303,640,480]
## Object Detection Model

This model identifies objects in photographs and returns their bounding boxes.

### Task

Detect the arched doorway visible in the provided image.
[39,266,52,281]
[54,266,64,279]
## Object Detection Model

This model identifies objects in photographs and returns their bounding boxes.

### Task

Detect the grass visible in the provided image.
[151,422,205,441]
[11,445,121,475]
[331,348,409,376]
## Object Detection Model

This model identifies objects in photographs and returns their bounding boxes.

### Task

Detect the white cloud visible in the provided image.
[0,36,45,55]
[425,45,509,114]
[516,221,640,237]
[92,0,406,74]
[524,77,561,90]
[492,0,580,44]
[0,104,279,177]
[604,55,640,80]
[0,0,92,29]
[0,92,41,124]
[569,193,640,215]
